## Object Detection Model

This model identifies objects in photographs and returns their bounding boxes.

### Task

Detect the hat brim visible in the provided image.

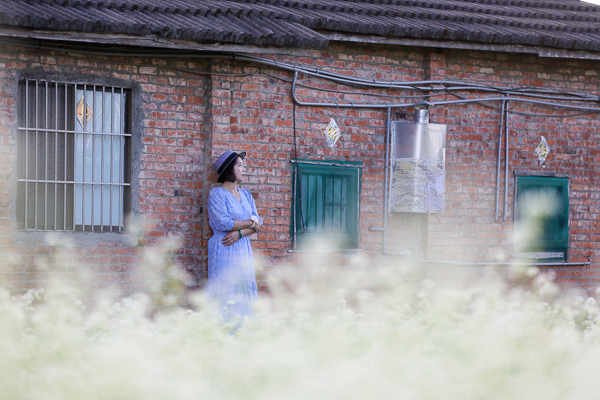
[217,151,246,177]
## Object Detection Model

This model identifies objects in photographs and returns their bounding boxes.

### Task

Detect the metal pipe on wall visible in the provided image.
[503,102,510,222]
[241,53,600,100]
[493,98,507,222]
[11,39,600,102]
[419,255,592,268]
[379,107,392,252]
[291,73,600,111]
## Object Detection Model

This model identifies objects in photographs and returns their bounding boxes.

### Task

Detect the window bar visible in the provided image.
[109,86,114,232]
[91,85,96,231]
[20,179,128,185]
[18,127,130,137]
[119,87,124,232]
[54,82,58,231]
[64,83,68,230]
[34,80,38,230]
[82,85,86,231]
[101,86,105,231]
[44,81,48,231]
[24,80,28,229]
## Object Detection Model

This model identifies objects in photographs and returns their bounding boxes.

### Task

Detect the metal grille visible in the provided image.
[17,79,131,232]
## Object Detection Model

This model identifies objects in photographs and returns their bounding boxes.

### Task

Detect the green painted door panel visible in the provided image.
[293,162,361,249]
[516,176,569,256]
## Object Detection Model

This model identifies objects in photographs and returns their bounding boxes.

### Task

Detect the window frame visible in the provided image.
[291,159,363,250]
[16,78,133,233]
[513,172,569,260]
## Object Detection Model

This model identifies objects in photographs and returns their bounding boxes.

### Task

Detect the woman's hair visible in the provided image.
[217,157,238,183]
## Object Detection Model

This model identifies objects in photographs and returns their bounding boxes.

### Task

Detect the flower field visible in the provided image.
[2,253,600,400]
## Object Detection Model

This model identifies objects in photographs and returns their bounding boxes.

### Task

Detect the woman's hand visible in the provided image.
[222,230,241,246]
[250,215,263,233]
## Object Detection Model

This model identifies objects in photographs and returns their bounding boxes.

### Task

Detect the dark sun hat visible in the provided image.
[214,150,246,177]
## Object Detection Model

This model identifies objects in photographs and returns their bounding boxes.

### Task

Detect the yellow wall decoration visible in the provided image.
[76,97,93,128]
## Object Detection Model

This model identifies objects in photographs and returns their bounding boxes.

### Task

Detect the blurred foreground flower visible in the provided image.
[2,243,600,400]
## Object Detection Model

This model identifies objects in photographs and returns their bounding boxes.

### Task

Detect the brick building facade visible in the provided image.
[1,40,599,294]
[1,1,600,295]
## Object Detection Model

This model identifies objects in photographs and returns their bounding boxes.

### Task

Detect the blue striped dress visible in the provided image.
[206,186,262,324]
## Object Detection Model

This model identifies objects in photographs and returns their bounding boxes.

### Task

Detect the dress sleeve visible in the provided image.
[207,188,235,232]
[246,190,263,225]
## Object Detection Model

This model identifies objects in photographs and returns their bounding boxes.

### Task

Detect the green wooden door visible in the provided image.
[516,176,569,256]
[293,162,361,249]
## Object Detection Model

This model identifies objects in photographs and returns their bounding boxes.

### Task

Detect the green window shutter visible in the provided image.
[293,161,361,249]
[515,176,569,256]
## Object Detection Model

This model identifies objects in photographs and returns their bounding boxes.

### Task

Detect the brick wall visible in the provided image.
[0,40,599,296]
[431,50,600,292]
[0,46,209,293]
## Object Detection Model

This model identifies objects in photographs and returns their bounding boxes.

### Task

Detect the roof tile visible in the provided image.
[2,0,600,51]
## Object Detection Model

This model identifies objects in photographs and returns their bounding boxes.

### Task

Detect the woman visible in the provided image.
[206,150,263,327]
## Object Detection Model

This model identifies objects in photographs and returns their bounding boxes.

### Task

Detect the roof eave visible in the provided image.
[3,25,600,61]
[0,25,320,55]
[319,31,600,60]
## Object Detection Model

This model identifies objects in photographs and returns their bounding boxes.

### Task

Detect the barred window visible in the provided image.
[17,79,131,232]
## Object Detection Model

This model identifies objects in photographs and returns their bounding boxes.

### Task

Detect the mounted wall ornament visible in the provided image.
[76,97,93,128]
[324,118,341,147]
[534,136,550,167]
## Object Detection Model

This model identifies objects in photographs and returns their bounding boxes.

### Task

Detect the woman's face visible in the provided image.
[233,157,246,183]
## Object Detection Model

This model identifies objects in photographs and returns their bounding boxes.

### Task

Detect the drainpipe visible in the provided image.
[493,96,507,222]
[382,107,391,252]
[502,102,511,222]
